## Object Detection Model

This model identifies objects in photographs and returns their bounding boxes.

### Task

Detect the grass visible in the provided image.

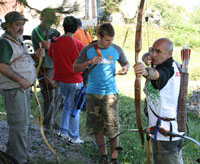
[0,24,200,163]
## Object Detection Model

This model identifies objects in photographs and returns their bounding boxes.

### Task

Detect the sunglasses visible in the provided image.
[149,47,162,54]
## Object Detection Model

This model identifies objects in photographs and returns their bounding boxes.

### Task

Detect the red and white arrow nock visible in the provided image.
[181,47,191,73]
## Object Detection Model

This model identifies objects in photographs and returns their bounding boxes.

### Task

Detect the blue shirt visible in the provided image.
[76,43,128,95]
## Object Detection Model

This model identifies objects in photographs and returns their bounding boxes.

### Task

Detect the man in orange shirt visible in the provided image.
[73,19,92,46]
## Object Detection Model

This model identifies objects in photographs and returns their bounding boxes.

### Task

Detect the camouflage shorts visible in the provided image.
[86,94,119,139]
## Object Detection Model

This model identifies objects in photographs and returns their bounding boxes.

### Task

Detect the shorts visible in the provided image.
[86,94,119,138]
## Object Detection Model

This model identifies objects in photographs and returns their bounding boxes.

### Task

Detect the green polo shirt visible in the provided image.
[0,39,13,64]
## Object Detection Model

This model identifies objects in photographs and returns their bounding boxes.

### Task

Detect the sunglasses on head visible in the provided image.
[149,47,162,54]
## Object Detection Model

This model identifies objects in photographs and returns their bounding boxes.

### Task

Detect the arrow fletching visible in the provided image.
[181,47,191,73]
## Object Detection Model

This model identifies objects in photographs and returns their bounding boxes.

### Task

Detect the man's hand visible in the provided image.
[88,56,102,65]
[116,66,128,75]
[18,77,31,89]
[133,62,148,77]
[36,48,45,58]
[142,52,152,66]
[0,63,32,89]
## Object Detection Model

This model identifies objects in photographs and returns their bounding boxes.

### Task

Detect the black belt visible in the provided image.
[149,105,175,121]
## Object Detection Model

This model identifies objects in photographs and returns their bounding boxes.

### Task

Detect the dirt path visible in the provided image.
[0,120,95,164]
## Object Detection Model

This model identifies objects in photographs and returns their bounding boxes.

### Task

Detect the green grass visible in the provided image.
[0,24,200,163]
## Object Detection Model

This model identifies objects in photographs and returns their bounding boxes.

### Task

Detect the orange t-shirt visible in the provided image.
[73,29,93,46]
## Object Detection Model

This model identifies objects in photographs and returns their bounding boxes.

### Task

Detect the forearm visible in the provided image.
[0,63,24,83]
[73,60,92,73]
[143,67,159,80]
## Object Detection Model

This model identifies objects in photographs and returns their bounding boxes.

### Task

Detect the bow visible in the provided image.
[134,0,145,148]
[33,44,60,164]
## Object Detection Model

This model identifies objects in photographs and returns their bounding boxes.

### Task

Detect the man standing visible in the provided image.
[73,19,93,46]
[73,23,129,164]
[0,11,43,164]
[134,38,184,164]
[32,8,60,133]
[49,16,84,144]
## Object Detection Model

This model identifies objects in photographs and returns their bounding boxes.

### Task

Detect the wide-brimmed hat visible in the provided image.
[1,11,28,30]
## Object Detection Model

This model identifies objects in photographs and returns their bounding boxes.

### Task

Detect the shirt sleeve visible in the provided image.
[114,44,129,65]
[75,46,90,63]
[151,66,174,90]
[0,39,13,64]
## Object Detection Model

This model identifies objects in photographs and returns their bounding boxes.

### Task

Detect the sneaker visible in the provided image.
[99,156,109,164]
[68,138,84,144]
[57,132,70,139]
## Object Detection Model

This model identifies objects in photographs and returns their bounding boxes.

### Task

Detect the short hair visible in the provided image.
[63,16,78,33]
[77,19,82,27]
[167,39,173,52]
[98,23,115,38]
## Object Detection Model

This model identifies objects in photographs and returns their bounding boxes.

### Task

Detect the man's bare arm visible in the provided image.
[73,60,92,73]
[0,63,31,89]
[73,56,101,73]
[134,62,159,80]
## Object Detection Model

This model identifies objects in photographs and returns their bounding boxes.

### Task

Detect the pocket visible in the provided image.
[4,89,29,125]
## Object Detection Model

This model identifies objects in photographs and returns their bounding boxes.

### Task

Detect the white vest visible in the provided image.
[145,62,184,141]
[0,33,36,90]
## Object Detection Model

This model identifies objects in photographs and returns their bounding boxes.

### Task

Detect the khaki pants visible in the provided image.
[1,88,30,164]
[152,139,184,164]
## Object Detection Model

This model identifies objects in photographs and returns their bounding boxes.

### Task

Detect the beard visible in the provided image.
[16,31,23,39]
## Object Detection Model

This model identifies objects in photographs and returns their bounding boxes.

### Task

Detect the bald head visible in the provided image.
[150,38,173,65]
[154,38,173,53]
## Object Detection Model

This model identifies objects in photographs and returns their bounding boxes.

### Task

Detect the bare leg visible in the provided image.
[109,136,119,159]
[95,132,107,155]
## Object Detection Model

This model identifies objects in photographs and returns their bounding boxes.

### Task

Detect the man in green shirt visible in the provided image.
[0,11,43,164]
[31,8,60,133]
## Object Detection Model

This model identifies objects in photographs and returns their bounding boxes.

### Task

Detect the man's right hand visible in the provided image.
[89,56,102,65]
[18,77,31,89]
[36,48,45,58]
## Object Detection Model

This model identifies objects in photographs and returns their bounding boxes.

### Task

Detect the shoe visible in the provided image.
[110,159,119,164]
[57,132,70,139]
[99,156,109,164]
[68,138,84,144]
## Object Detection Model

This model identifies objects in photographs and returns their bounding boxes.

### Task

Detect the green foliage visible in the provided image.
[101,0,122,21]
[190,9,200,24]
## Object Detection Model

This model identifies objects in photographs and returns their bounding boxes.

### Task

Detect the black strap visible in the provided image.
[148,104,175,121]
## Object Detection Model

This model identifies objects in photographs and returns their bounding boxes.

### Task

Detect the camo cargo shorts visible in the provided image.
[86,94,119,139]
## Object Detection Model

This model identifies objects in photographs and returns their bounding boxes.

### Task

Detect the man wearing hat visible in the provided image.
[48,16,84,144]
[0,11,44,164]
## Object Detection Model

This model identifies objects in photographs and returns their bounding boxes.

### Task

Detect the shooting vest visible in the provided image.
[145,62,183,141]
[0,33,36,90]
